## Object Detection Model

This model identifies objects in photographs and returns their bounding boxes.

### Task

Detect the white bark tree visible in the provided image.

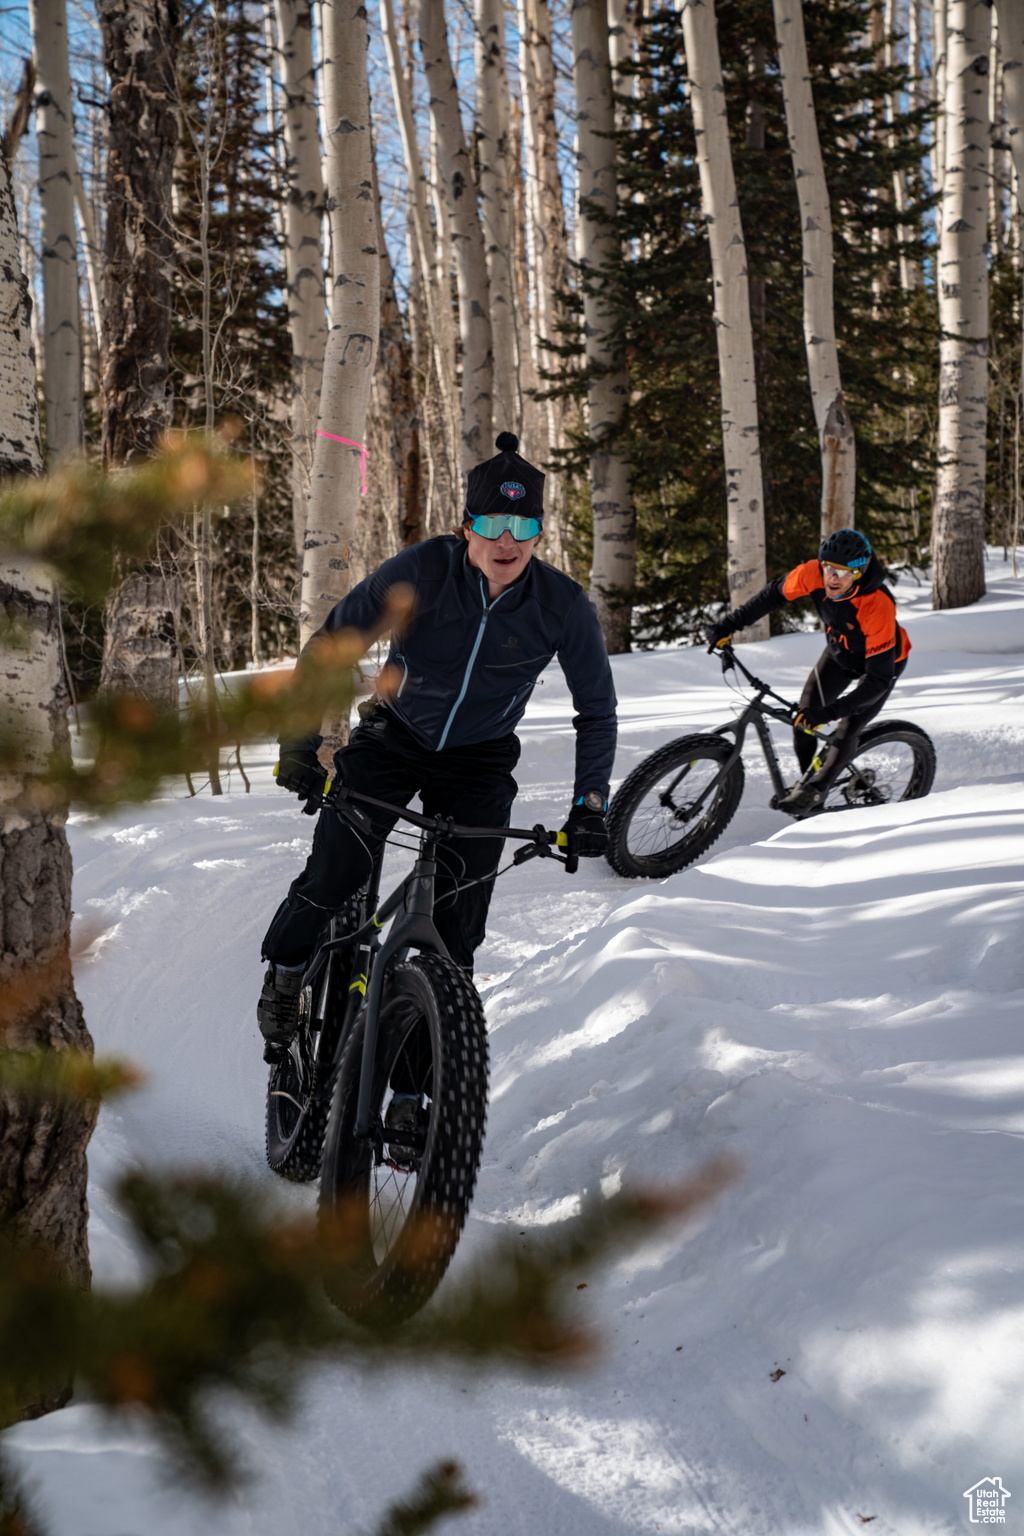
[29,0,83,463]
[680,0,768,638]
[0,146,97,1328]
[572,0,636,653]
[381,0,459,501]
[772,0,856,538]
[418,0,494,478]
[518,0,572,566]
[273,0,328,565]
[300,0,380,648]
[933,0,991,609]
[934,0,949,206]
[475,0,518,433]
[996,0,1024,192]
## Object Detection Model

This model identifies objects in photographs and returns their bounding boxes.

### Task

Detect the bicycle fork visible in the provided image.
[353,841,452,1145]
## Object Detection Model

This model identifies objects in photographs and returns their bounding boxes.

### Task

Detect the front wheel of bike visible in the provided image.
[319,952,489,1326]
[822,719,936,811]
[606,733,745,879]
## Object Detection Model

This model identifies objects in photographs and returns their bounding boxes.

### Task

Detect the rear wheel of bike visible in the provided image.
[265,899,361,1183]
[606,733,745,879]
[319,952,489,1326]
[265,990,334,1183]
[822,720,936,811]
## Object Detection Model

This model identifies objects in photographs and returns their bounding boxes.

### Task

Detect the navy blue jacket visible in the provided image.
[310,537,617,800]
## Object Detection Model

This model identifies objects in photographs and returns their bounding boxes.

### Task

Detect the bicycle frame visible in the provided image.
[299,786,562,1149]
[656,647,831,823]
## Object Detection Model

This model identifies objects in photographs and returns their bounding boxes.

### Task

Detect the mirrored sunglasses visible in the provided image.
[821,561,860,577]
[469,512,541,541]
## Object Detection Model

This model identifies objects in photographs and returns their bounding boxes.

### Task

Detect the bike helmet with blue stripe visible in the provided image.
[819,527,871,573]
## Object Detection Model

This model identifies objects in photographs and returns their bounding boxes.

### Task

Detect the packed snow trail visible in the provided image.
[7,556,1024,1536]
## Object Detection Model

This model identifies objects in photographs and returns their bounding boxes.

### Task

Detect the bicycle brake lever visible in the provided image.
[325,783,373,833]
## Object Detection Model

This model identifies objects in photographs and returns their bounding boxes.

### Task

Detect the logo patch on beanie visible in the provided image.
[500,481,526,500]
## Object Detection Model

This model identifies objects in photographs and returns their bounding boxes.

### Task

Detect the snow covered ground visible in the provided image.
[7,552,1024,1536]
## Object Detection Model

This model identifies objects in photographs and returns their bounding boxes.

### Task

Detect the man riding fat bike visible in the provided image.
[257,432,617,1057]
[706,528,911,817]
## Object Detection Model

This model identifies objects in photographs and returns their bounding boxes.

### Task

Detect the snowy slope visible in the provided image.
[7,553,1024,1536]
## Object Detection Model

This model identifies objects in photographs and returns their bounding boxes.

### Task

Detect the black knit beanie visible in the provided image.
[464,433,545,524]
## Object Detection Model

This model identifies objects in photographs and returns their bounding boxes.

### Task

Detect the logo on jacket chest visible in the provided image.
[501,634,520,649]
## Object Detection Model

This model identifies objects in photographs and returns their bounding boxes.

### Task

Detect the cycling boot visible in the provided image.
[257,964,304,1061]
[383,1093,428,1170]
[775,780,826,817]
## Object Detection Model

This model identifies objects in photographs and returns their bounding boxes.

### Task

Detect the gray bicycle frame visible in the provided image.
[660,650,829,822]
[314,795,558,1146]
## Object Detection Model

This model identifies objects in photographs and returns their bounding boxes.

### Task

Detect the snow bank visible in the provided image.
[7,553,1024,1536]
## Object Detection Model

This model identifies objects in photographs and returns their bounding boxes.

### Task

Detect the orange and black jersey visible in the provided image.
[717,552,911,719]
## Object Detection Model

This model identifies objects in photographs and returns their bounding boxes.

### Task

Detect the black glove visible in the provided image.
[275,740,328,814]
[559,801,608,873]
[793,703,835,730]
[705,620,734,648]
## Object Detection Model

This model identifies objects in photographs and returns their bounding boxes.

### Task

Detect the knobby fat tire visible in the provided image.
[606,733,745,879]
[830,720,936,805]
[265,1035,332,1182]
[318,951,489,1326]
[265,894,362,1182]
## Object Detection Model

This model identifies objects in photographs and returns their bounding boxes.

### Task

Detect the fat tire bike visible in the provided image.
[264,784,570,1325]
[606,642,936,880]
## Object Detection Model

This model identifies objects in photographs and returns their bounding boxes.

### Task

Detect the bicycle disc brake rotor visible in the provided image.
[631,760,718,857]
[827,741,915,809]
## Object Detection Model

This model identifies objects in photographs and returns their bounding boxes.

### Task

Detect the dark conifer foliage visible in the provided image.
[172,0,297,670]
[561,0,937,645]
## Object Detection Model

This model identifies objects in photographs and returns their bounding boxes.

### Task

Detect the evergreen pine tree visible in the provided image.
[561,0,937,644]
[172,0,297,668]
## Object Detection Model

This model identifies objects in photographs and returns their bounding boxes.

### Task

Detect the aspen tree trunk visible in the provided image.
[680,0,768,638]
[934,0,949,205]
[273,0,328,564]
[96,0,183,707]
[300,0,380,649]
[519,0,572,565]
[509,94,546,492]
[476,0,518,433]
[772,0,856,538]
[0,151,97,1388]
[572,0,635,652]
[418,0,494,478]
[381,0,459,501]
[933,0,990,609]
[990,8,1005,254]
[884,0,916,289]
[29,0,83,462]
[996,0,1024,192]
[373,150,423,546]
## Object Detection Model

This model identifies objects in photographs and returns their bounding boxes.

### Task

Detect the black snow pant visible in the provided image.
[794,649,908,785]
[261,707,520,974]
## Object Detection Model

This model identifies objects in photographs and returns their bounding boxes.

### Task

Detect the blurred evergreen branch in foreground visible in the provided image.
[0,1158,738,1526]
[0,445,739,1535]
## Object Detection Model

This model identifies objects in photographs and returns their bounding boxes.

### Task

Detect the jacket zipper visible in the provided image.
[436,578,508,750]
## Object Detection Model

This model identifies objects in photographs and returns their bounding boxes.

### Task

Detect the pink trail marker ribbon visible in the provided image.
[317,430,368,495]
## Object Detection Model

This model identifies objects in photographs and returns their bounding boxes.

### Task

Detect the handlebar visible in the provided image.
[707,641,831,738]
[316,780,574,867]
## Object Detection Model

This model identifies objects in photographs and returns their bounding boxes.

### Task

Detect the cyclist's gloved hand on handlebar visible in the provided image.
[793,703,835,731]
[705,620,734,649]
[559,795,609,873]
[274,740,329,814]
